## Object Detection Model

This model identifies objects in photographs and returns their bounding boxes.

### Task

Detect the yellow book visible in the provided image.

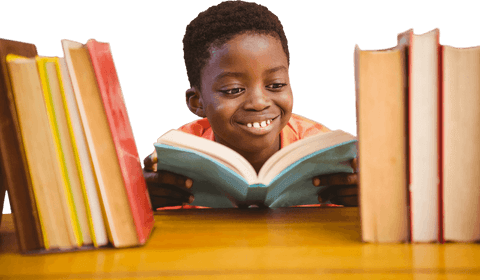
[6,55,76,250]
[53,57,94,245]
[36,57,83,247]
[57,57,108,247]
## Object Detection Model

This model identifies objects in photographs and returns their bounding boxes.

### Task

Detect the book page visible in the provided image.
[258,130,356,184]
[156,130,258,183]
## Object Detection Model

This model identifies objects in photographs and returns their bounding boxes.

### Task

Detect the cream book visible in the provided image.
[355,42,409,243]
[442,45,480,243]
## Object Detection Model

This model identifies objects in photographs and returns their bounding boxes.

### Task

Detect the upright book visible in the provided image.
[62,39,154,247]
[0,39,43,252]
[2,38,154,253]
[355,42,409,243]
[57,57,108,247]
[442,45,480,243]
[86,39,154,245]
[37,56,85,247]
[7,55,79,250]
[397,29,441,243]
[154,129,357,208]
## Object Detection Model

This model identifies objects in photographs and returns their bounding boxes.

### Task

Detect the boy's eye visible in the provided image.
[266,83,287,90]
[220,88,245,95]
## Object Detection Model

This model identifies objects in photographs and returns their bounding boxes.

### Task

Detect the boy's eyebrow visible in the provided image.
[215,71,246,81]
[215,66,288,81]
[263,65,288,75]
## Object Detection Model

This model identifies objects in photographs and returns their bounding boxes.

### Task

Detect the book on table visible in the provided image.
[56,57,108,247]
[7,55,81,250]
[356,28,480,244]
[355,38,409,243]
[397,29,441,243]
[0,38,154,253]
[63,39,154,248]
[0,39,44,252]
[442,43,480,243]
[394,29,480,243]
[154,129,357,208]
[85,39,154,246]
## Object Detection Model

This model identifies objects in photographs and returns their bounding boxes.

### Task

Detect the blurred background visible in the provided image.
[2,0,478,213]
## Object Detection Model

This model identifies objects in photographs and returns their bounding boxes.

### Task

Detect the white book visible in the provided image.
[398,29,440,242]
[61,42,108,247]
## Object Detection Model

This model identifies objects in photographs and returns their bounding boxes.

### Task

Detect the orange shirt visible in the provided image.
[177,113,330,148]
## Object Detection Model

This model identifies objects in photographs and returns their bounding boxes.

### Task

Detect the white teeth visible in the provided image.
[246,119,273,129]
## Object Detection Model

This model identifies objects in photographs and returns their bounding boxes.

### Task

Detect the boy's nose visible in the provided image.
[244,87,270,111]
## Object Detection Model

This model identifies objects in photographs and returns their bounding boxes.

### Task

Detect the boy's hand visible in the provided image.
[144,152,194,209]
[312,158,359,207]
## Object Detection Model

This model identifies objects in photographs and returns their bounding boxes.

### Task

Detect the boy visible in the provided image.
[144,1,358,209]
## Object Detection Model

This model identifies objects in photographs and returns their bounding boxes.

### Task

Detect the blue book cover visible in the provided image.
[154,130,357,208]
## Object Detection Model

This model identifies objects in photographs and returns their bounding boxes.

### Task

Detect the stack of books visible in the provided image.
[356,29,480,243]
[0,38,154,253]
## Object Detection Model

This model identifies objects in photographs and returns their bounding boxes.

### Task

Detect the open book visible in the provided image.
[154,129,357,208]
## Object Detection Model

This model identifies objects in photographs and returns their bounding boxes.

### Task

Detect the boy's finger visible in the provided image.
[317,173,358,186]
[317,185,358,203]
[144,170,193,190]
[317,185,334,203]
[157,170,194,189]
[143,169,159,183]
[351,157,358,172]
[336,185,358,197]
[143,153,157,171]
[314,173,358,186]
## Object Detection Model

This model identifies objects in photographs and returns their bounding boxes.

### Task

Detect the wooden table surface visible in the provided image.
[1,207,480,279]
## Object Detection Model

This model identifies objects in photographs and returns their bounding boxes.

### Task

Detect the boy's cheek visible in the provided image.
[209,94,224,105]
[276,90,293,109]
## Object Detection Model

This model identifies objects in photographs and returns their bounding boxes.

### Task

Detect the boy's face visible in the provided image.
[193,33,293,154]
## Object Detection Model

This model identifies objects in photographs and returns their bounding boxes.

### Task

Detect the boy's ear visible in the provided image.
[186,87,206,118]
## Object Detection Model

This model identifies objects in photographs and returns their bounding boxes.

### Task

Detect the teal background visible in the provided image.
[2,0,462,213]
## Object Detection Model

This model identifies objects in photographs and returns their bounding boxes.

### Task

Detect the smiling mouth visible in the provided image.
[238,116,279,131]
[246,118,273,128]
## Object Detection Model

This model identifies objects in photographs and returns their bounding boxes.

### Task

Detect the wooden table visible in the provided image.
[1,207,479,279]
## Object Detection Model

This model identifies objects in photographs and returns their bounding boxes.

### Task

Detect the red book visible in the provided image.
[86,40,154,244]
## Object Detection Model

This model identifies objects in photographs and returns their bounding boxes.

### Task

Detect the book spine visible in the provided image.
[438,43,444,244]
[407,31,413,243]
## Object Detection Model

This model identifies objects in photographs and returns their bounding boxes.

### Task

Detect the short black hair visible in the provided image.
[183,0,290,89]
